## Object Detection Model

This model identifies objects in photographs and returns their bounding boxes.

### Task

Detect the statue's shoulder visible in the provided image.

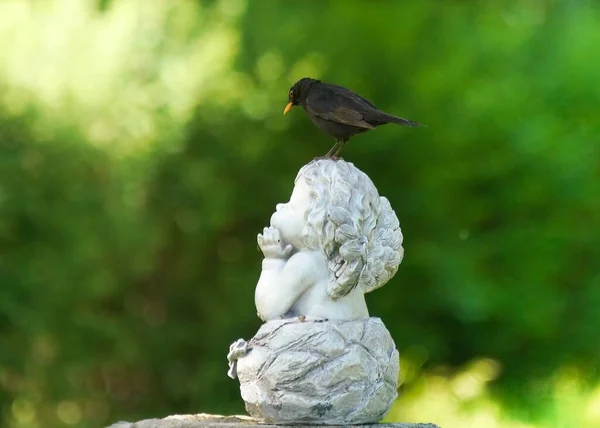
[285,250,327,274]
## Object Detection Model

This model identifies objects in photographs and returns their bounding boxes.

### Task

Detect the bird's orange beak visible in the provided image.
[283,102,293,115]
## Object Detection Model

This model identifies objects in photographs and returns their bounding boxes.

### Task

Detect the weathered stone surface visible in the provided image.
[107,413,441,428]
[232,317,400,425]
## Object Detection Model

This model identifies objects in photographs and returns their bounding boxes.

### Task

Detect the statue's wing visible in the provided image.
[326,221,368,299]
[327,257,365,299]
[360,198,404,294]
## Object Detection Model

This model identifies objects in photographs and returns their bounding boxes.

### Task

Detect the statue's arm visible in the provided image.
[255,252,315,321]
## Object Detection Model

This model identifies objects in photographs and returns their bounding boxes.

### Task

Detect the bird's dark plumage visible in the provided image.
[284,77,423,157]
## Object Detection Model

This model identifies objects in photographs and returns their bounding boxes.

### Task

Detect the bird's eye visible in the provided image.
[289,90,294,98]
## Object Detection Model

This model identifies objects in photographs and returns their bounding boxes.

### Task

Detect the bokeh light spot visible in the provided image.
[56,401,82,425]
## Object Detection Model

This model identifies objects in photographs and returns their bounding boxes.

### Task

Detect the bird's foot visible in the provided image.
[312,155,341,162]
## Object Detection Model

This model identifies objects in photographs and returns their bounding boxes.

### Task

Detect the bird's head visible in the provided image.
[284,77,319,114]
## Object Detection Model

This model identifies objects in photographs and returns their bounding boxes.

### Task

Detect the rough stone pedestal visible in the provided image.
[233,318,399,425]
[107,413,441,428]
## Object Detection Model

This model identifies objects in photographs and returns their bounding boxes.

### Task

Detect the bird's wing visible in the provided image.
[311,105,375,129]
[328,83,378,109]
[305,86,376,129]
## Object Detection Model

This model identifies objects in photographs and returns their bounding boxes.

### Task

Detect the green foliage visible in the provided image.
[0,1,599,427]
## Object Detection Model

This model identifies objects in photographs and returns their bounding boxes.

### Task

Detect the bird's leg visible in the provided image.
[333,140,348,157]
[324,141,341,158]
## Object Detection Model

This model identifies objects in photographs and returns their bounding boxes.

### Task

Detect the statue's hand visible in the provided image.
[257,226,293,259]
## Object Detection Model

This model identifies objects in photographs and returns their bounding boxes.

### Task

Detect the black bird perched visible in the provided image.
[284,77,423,158]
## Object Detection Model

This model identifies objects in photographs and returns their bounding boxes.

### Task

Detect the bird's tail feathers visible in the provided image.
[384,113,425,127]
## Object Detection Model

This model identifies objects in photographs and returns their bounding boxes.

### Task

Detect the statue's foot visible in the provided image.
[227,339,249,379]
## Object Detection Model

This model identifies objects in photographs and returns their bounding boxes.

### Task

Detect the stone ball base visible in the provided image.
[235,317,400,425]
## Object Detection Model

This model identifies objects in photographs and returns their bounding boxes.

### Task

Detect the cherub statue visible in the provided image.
[255,158,404,322]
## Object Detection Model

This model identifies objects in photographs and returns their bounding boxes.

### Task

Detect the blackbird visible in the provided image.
[284,77,423,157]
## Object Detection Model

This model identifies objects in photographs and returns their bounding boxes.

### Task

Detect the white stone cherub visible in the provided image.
[255,159,404,322]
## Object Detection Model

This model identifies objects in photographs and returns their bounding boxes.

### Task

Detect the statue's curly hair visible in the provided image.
[296,159,404,299]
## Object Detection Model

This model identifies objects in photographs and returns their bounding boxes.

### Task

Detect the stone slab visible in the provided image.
[107,413,440,428]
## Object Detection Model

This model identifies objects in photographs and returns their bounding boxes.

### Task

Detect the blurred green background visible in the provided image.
[1,0,599,427]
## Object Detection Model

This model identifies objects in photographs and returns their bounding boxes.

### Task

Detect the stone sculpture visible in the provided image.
[228,158,404,425]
